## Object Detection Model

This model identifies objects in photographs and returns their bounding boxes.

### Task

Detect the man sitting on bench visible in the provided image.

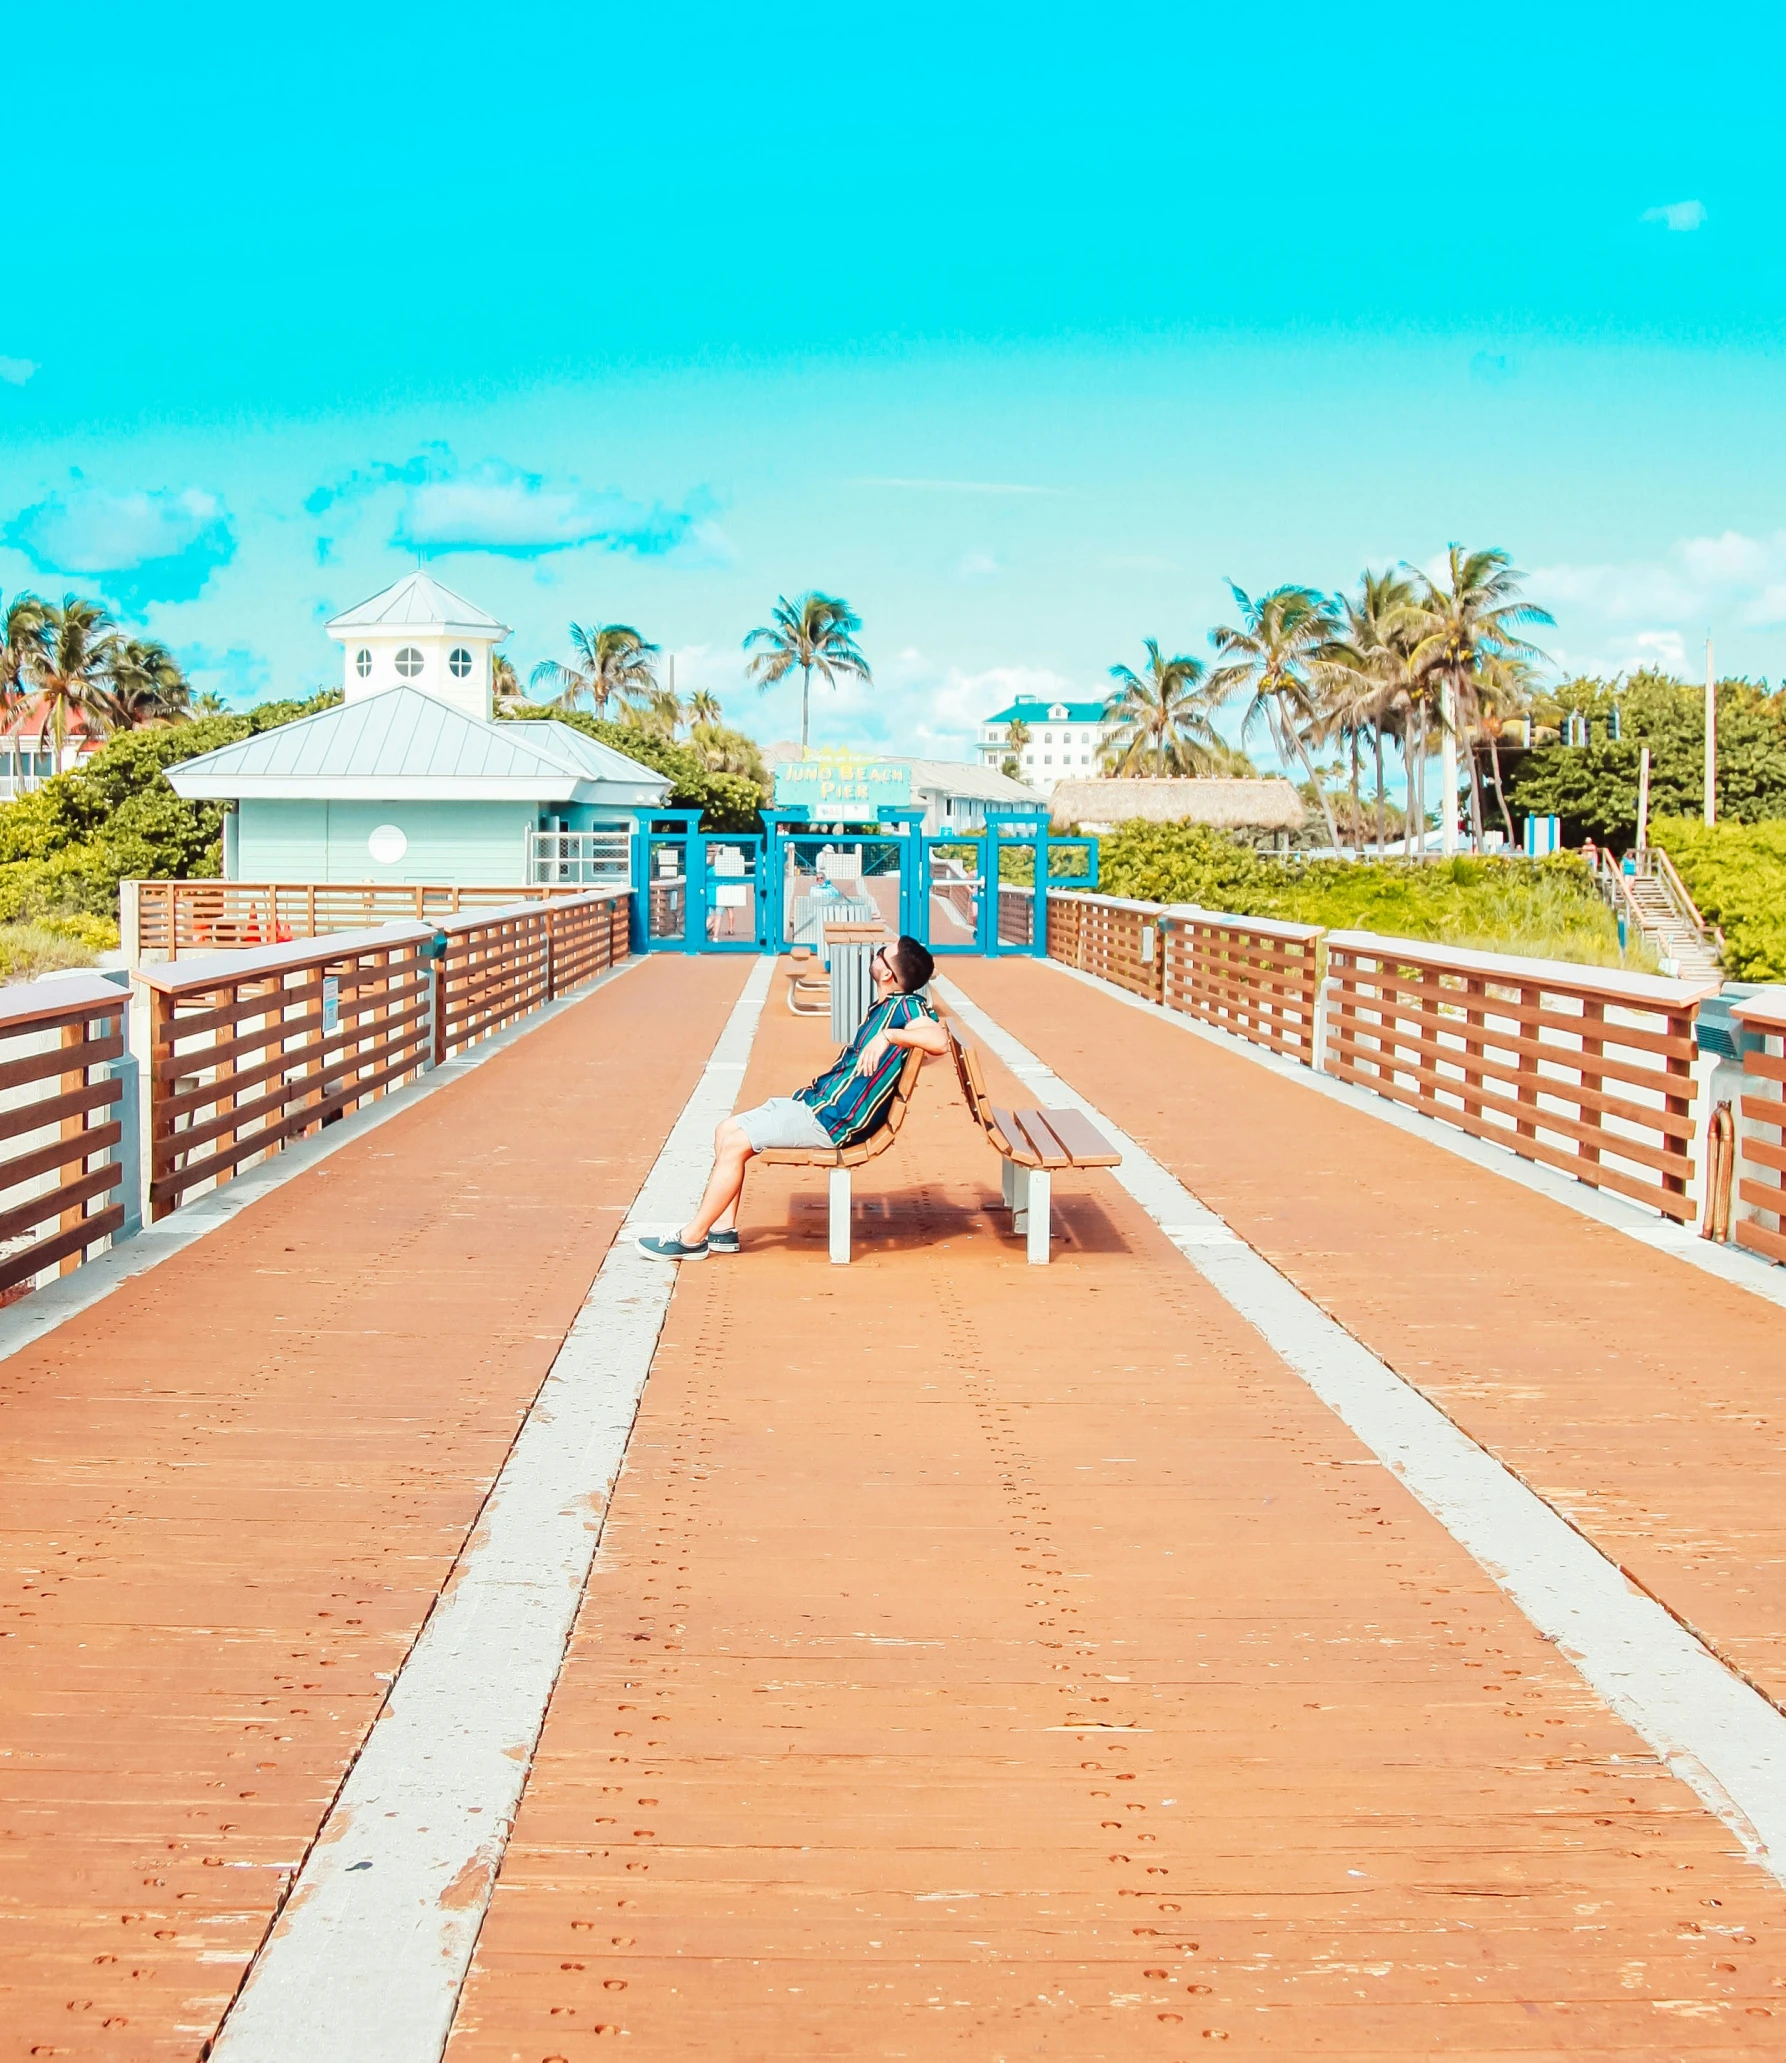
[639,935,947,1261]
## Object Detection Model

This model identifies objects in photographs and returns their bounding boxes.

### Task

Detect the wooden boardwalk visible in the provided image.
[4,953,1786,2058]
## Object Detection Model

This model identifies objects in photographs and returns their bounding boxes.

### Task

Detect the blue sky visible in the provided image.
[6,0,1786,764]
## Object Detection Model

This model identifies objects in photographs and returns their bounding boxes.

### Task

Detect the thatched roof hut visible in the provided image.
[1049,777,1304,832]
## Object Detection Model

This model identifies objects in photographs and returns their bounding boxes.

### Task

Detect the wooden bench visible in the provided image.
[943,1019,1121,1263]
[757,1045,926,1263]
[784,946,830,1016]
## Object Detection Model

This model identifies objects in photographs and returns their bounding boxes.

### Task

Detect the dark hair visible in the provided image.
[891,934,934,993]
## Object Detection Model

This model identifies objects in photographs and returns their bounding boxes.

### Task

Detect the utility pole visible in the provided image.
[1636,745,1652,852]
[1704,633,1717,827]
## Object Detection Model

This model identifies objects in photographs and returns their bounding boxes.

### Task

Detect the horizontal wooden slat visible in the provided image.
[1737,1218,1786,1265]
[0,1203,125,1295]
[0,1030,124,1095]
[0,1075,121,1145]
[0,1120,122,1198]
[0,1161,121,1246]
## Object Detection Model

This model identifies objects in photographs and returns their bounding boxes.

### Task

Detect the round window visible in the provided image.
[367,824,408,866]
[354,648,372,679]
[394,647,425,679]
[448,646,473,680]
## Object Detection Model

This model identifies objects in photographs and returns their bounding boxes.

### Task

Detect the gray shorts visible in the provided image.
[735,1096,834,1151]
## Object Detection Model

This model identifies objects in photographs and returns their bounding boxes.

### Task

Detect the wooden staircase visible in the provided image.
[1596,850,1724,982]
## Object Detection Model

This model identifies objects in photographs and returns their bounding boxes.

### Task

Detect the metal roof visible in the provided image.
[325,571,510,638]
[983,696,1114,725]
[903,756,1045,804]
[165,687,671,805]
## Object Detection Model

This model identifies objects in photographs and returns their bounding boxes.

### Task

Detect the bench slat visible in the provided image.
[1040,1106,1122,1167]
[1010,1108,1073,1169]
[988,1105,1043,1166]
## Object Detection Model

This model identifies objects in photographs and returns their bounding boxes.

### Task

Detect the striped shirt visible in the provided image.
[794,992,932,1145]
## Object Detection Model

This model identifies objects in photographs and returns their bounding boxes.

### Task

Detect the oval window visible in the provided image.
[367,824,408,866]
[354,648,372,679]
[394,647,425,679]
[448,646,473,679]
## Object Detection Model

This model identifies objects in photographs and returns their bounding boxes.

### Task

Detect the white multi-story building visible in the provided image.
[978,694,1118,793]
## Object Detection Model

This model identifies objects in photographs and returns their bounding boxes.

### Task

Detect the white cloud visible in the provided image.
[1641,199,1706,232]
[0,356,36,386]
[1531,526,1786,675]
[309,448,713,561]
[3,482,236,605]
[956,550,1004,582]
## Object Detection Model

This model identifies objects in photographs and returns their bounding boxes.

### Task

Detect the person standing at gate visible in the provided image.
[638,935,945,1260]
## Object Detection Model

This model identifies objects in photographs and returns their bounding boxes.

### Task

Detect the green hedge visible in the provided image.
[1092,822,1644,969]
[0,693,339,920]
[1651,816,1786,981]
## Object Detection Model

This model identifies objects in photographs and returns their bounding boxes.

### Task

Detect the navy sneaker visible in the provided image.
[636,1233,709,1262]
[708,1229,741,1256]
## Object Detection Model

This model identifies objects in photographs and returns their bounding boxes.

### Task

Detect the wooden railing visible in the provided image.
[996,883,1035,949]
[126,879,583,963]
[1732,992,1786,1266]
[0,974,134,1294]
[1047,891,1163,1003]
[1324,932,1719,1222]
[140,925,436,1221]
[139,890,632,1219]
[1161,908,1323,1064]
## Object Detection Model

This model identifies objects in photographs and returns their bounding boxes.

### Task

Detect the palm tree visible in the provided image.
[491,652,524,710]
[687,687,723,726]
[1207,583,1345,850]
[688,721,767,782]
[105,638,192,729]
[1327,570,1418,857]
[2,593,47,711]
[617,681,685,742]
[530,621,659,717]
[1406,546,1552,854]
[1102,641,1221,775]
[1000,716,1031,781]
[28,595,120,769]
[192,690,230,716]
[743,592,870,755]
[1,594,48,792]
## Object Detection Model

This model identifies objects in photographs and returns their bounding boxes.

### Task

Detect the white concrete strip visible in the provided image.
[1038,956,1786,1314]
[0,958,646,1367]
[939,976,1786,1887]
[209,955,771,2063]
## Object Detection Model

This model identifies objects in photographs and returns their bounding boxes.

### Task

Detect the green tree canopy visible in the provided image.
[1508,671,1786,839]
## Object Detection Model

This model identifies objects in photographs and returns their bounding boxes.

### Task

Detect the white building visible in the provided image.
[326,570,507,721]
[978,694,1119,793]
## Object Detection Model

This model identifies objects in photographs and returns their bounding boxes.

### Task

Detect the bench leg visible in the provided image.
[1025,1169,1052,1265]
[828,1166,851,1265]
[1008,1160,1029,1227]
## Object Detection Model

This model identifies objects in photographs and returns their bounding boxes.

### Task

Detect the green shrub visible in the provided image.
[0,921,106,983]
[1652,816,1786,980]
[1094,823,1650,970]
[0,691,338,915]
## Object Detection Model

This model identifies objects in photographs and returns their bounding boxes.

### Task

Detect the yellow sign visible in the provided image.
[773,751,911,816]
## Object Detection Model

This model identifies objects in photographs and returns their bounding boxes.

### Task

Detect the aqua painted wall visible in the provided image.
[234,799,538,884]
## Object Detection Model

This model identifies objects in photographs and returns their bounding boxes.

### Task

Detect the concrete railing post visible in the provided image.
[106,1049,143,1242]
